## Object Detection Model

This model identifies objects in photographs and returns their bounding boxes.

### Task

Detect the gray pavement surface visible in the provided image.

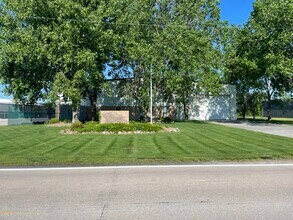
[1,165,293,220]
[211,121,293,138]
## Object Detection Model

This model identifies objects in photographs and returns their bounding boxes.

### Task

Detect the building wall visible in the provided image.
[95,83,237,121]
[57,83,237,122]
[187,85,237,120]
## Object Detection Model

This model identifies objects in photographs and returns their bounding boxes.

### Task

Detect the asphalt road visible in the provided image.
[1,164,293,220]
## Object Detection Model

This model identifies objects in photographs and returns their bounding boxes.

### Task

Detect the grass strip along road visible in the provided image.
[0,121,292,166]
[238,117,293,126]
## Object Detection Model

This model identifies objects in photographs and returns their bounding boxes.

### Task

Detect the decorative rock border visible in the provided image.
[61,127,180,135]
[47,123,71,127]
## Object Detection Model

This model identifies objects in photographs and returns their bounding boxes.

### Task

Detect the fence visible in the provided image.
[0,103,55,126]
[263,101,293,118]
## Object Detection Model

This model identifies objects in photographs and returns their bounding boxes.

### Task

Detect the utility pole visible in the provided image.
[150,66,153,124]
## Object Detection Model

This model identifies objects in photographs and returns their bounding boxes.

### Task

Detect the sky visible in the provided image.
[0,0,256,100]
[220,0,255,25]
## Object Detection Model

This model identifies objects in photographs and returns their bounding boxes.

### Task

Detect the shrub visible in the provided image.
[98,111,102,124]
[46,118,60,124]
[85,121,99,126]
[161,117,173,123]
[70,121,84,130]
[81,121,99,132]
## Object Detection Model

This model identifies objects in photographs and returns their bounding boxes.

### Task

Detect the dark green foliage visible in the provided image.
[0,0,115,120]
[70,121,84,130]
[0,0,223,121]
[247,92,264,119]
[161,117,173,123]
[224,0,293,120]
[112,0,223,119]
[70,122,162,133]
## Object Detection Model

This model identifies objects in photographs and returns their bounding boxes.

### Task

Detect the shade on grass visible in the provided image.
[0,122,292,166]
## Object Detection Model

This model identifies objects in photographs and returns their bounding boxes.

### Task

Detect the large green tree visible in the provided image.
[249,0,293,120]
[1,0,227,122]
[225,0,293,120]
[113,0,222,120]
[224,26,260,119]
[0,1,52,104]
[0,0,118,120]
[109,0,156,117]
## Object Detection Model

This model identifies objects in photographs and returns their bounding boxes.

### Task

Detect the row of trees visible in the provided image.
[224,0,293,119]
[0,0,292,121]
[0,0,222,121]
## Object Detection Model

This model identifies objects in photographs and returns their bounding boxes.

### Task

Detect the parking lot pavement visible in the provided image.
[211,121,293,138]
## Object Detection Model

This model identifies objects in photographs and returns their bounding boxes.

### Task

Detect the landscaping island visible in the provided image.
[69,121,164,134]
[47,120,180,134]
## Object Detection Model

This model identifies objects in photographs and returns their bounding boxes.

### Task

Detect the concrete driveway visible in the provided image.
[1,164,293,220]
[211,121,293,138]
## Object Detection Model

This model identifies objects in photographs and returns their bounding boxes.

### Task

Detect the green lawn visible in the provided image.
[0,122,292,166]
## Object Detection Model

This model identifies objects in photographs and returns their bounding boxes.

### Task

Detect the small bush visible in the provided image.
[81,121,99,132]
[161,117,173,123]
[70,122,162,133]
[46,118,60,124]
[98,111,102,124]
[70,121,84,130]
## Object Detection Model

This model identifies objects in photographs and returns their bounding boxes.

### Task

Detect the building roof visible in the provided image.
[0,99,46,106]
[0,99,14,104]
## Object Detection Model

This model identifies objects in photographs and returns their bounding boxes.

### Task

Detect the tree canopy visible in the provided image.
[113,0,223,119]
[224,0,293,119]
[2,0,290,121]
[0,0,118,120]
[0,0,223,121]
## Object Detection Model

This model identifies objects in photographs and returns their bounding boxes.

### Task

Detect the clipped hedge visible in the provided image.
[46,118,71,124]
[70,121,162,133]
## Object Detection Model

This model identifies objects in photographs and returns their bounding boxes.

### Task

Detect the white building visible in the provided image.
[94,81,237,121]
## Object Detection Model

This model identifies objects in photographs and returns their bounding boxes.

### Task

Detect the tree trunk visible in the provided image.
[266,79,272,121]
[252,110,256,120]
[183,102,188,120]
[241,102,246,119]
[91,102,98,121]
[241,110,246,119]
[72,108,79,123]
[267,99,272,121]
[89,92,98,121]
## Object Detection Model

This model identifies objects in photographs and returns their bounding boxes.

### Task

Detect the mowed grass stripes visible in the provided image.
[0,122,292,166]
